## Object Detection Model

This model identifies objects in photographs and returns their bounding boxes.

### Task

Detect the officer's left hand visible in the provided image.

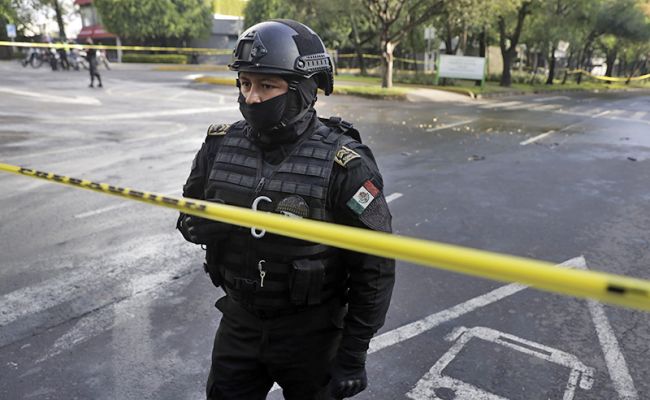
[177,213,232,245]
[329,351,368,399]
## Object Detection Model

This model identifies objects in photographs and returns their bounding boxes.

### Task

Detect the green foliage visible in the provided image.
[122,53,189,63]
[94,0,212,42]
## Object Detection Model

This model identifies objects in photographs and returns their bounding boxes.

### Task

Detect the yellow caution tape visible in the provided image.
[337,53,425,65]
[1,162,649,312]
[0,40,230,55]
[567,69,650,82]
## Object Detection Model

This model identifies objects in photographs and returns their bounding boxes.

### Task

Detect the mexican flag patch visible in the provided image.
[347,180,380,215]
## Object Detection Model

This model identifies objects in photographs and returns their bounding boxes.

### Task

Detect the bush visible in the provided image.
[122,53,188,64]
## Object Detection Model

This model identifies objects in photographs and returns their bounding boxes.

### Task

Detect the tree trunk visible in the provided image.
[350,16,367,76]
[604,49,617,78]
[53,0,67,40]
[501,50,513,87]
[381,39,395,88]
[562,50,573,85]
[497,2,531,87]
[546,42,557,85]
[478,29,487,58]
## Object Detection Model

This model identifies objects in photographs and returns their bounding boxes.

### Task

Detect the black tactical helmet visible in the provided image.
[229,19,334,95]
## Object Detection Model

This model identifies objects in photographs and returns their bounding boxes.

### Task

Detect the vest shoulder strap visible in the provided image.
[318,116,362,143]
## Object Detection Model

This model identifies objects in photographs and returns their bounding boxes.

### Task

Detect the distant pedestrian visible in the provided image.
[57,41,70,70]
[85,38,103,88]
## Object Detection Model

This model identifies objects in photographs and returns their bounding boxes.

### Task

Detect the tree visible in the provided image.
[595,0,649,78]
[94,0,212,44]
[364,0,445,88]
[495,0,534,87]
[38,0,67,40]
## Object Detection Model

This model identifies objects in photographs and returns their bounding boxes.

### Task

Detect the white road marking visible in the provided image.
[407,326,594,400]
[183,73,204,80]
[531,103,562,111]
[426,119,476,132]
[533,96,570,102]
[73,190,181,218]
[574,261,639,400]
[478,101,522,109]
[0,87,101,105]
[36,261,195,363]
[0,234,184,330]
[385,192,403,203]
[520,130,555,146]
[368,256,584,353]
[592,110,611,118]
[502,102,532,110]
[77,105,238,121]
[2,123,189,161]
[631,111,647,120]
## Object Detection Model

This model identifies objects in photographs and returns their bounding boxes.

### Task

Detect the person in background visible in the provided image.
[85,38,103,88]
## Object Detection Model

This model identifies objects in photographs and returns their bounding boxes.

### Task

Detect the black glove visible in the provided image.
[177,213,232,245]
[329,351,368,399]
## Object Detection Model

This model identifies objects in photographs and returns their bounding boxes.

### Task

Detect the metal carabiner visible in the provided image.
[251,195,272,238]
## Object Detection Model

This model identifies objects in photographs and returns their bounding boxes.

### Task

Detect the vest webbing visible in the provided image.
[204,120,353,311]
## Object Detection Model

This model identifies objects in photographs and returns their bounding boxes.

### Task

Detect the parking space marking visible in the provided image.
[426,119,476,132]
[74,190,181,218]
[0,86,102,105]
[78,105,238,121]
[631,111,647,120]
[533,96,570,102]
[407,326,594,400]
[385,192,403,203]
[478,101,522,110]
[576,261,639,400]
[520,130,555,146]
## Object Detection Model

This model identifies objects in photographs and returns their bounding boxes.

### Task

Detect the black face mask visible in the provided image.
[238,92,288,132]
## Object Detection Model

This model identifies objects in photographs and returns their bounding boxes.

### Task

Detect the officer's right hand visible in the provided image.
[177,213,232,245]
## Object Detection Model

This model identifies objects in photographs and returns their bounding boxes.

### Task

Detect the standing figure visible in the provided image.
[85,38,103,88]
[177,19,395,400]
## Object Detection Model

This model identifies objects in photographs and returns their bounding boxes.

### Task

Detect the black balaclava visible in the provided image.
[238,76,319,146]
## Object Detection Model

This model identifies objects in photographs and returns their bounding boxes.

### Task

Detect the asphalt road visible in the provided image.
[1,61,649,400]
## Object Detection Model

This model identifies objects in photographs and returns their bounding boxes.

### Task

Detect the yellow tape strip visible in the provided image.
[1,162,649,311]
[337,53,425,65]
[0,40,230,55]
[567,69,650,82]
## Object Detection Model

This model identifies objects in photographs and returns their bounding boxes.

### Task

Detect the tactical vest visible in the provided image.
[204,118,358,311]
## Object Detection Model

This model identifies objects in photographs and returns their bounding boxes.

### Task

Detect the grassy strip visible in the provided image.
[194,76,237,86]
[335,73,650,97]
[333,85,409,100]
[153,65,230,72]
[194,76,409,99]
[193,73,649,100]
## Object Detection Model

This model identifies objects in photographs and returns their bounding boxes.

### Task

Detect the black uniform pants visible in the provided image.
[206,296,345,400]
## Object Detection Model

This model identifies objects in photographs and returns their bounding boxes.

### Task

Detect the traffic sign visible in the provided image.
[6,24,16,38]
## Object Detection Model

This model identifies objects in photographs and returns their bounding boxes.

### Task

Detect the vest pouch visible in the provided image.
[290,259,325,306]
[203,262,223,288]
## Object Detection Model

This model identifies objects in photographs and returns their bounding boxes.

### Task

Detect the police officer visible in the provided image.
[177,19,395,400]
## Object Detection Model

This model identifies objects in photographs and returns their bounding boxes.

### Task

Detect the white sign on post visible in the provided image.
[6,24,17,38]
[438,55,485,80]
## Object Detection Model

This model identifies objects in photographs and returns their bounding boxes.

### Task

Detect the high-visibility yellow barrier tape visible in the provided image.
[567,69,650,82]
[337,53,425,65]
[0,40,230,55]
[1,162,649,312]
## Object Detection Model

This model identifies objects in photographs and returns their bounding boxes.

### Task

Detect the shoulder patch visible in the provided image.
[207,124,230,136]
[335,146,361,167]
